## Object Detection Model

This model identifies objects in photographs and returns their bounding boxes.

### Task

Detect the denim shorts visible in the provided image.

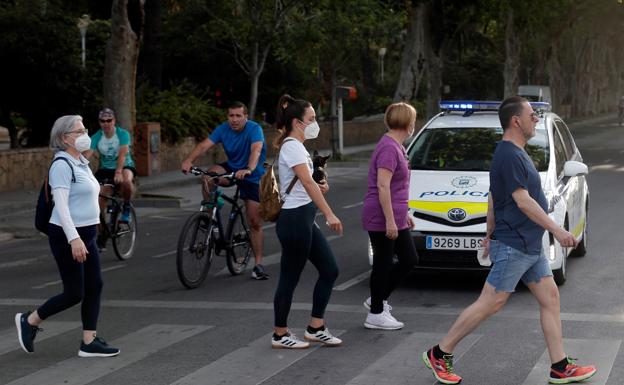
[219,162,260,202]
[486,240,552,293]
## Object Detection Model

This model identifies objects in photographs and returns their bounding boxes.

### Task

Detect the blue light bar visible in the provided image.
[439,100,551,112]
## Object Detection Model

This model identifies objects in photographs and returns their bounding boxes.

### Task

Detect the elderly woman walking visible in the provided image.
[15,115,119,357]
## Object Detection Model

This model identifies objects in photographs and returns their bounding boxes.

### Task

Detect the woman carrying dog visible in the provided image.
[362,102,418,330]
[271,94,343,349]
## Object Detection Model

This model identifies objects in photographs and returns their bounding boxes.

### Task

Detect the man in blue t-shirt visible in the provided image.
[423,96,595,385]
[182,101,268,280]
[85,108,136,226]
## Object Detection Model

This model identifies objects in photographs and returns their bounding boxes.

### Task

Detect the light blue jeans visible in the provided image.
[486,240,552,292]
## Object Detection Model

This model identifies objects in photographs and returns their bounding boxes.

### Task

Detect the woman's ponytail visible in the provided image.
[273,94,310,149]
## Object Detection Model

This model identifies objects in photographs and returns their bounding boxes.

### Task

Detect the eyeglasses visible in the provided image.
[65,129,87,135]
[99,119,113,123]
[515,112,539,120]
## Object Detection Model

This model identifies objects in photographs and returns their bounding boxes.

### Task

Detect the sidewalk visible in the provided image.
[0,143,375,242]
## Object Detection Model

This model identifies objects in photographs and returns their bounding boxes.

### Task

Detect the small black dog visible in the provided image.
[312,151,331,184]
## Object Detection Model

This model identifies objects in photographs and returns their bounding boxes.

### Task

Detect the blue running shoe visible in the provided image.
[119,204,131,223]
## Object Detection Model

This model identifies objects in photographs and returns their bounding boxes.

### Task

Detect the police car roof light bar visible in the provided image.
[439,100,551,113]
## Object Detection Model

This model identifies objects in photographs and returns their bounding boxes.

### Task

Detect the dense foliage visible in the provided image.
[0,0,622,147]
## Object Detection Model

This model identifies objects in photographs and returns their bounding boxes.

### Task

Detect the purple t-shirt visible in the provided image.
[362,134,410,231]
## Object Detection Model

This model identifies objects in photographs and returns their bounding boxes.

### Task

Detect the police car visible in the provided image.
[369,101,589,285]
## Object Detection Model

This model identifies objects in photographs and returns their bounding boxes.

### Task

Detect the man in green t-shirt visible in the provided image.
[85,108,136,224]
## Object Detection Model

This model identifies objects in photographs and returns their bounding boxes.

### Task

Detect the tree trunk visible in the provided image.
[503,7,520,98]
[103,0,144,133]
[141,0,162,89]
[393,1,425,102]
[423,1,442,119]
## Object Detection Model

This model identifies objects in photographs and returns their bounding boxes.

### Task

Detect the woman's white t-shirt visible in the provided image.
[279,139,313,209]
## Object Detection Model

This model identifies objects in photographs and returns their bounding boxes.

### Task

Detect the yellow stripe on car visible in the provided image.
[409,200,487,216]
[571,216,586,238]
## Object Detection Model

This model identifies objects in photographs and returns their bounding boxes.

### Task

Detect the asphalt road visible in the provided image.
[1,117,624,385]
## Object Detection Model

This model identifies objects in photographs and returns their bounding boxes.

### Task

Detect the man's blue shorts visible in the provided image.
[219,162,260,203]
[486,240,552,292]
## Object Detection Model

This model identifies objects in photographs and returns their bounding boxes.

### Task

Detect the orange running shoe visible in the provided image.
[548,357,596,384]
[422,348,462,384]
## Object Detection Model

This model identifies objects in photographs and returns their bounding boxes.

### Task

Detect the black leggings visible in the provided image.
[274,202,339,328]
[368,229,417,314]
[37,224,103,330]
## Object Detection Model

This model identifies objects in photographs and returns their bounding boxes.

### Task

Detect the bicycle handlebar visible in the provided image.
[188,167,237,181]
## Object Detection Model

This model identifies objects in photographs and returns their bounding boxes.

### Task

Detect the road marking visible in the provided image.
[333,271,370,291]
[170,329,344,385]
[345,333,481,385]
[213,234,342,277]
[31,264,126,289]
[0,256,43,270]
[5,324,211,385]
[521,338,620,385]
[4,298,624,326]
[148,215,178,220]
[151,250,176,259]
[342,201,363,209]
[0,321,81,355]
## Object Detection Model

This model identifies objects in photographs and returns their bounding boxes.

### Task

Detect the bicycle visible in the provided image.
[98,181,138,261]
[176,167,254,289]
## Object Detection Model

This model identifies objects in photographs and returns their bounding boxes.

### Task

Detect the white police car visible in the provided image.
[369,101,589,285]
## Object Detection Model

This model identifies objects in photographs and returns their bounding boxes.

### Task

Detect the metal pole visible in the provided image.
[80,32,86,68]
[77,15,90,69]
[337,97,344,156]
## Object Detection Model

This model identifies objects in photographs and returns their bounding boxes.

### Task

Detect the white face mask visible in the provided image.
[73,133,91,152]
[304,121,320,140]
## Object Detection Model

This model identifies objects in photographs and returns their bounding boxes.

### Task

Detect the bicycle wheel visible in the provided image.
[176,212,214,289]
[112,206,137,260]
[226,209,253,275]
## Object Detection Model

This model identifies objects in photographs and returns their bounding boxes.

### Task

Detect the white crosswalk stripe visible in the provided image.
[5,324,211,385]
[2,322,622,385]
[521,338,620,385]
[170,329,344,385]
[0,321,81,355]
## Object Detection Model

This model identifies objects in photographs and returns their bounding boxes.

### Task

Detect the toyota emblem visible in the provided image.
[448,208,467,221]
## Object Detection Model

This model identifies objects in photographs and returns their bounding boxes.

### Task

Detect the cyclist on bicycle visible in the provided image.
[84,108,136,224]
[181,101,269,280]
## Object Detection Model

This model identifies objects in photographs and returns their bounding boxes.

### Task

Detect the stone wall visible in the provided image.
[0,116,386,192]
[264,116,388,157]
[0,147,54,192]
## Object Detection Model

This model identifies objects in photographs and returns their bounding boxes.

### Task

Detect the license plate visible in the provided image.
[426,235,483,250]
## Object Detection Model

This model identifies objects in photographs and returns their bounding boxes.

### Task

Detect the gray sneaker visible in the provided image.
[251,264,269,280]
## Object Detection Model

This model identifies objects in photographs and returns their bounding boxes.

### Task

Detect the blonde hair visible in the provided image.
[384,102,417,131]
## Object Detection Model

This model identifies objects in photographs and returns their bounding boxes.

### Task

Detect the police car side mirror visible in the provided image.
[563,160,588,177]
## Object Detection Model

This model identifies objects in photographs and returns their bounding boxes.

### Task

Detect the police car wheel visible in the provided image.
[571,200,588,258]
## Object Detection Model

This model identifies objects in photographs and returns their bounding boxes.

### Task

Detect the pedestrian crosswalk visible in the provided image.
[4,324,211,385]
[0,322,619,385]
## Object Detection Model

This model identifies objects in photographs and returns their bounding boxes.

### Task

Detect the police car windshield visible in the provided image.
[408,127,549,172]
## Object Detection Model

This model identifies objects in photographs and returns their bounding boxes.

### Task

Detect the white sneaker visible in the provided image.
[364,312,404,330]
[363,297,400,322]
[271,333,310,349]
[304,327,342,346]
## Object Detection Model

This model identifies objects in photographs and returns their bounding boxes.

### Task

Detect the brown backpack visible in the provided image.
[258,139,298,222]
